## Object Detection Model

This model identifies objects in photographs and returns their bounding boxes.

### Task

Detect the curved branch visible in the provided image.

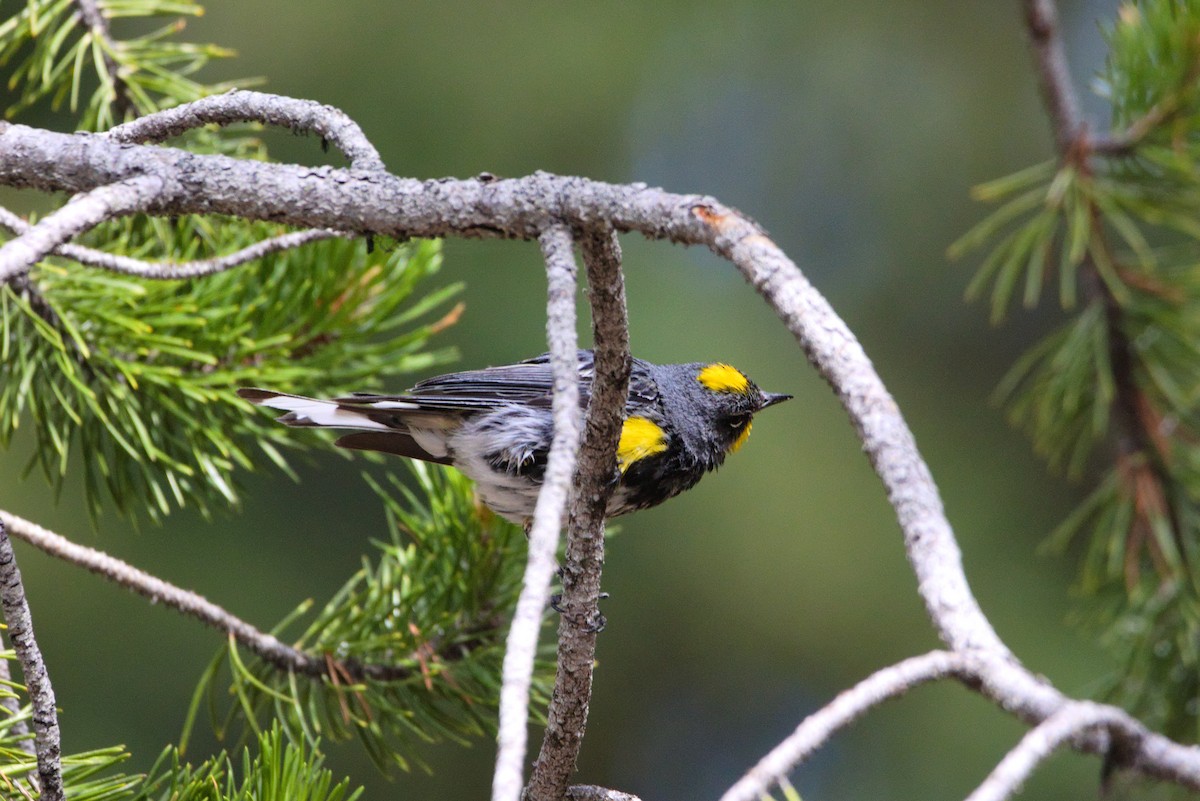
[965,702,1144,801]
[493,225,583,801]
[0,518,63,801]
[720,651,967,801]
[0,175,164,282]
[106,89,387,171]
[526,227,631,800]
[0,206,352,279]
[0,510,430,683]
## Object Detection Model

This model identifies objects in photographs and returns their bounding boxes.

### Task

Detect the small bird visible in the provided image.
[239,351,790,526]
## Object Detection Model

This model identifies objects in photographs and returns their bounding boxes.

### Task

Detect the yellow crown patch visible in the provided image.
[697,363,750,394]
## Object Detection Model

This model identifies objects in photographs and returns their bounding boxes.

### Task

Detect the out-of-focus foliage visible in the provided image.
[953,0,1200,741]
[189,464,546,772]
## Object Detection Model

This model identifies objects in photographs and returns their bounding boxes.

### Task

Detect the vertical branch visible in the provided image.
[0,519,63,801]
[493,224,584,801]
[526,227,631,800]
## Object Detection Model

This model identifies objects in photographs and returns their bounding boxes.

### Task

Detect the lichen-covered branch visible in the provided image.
[106,89,387,171]
[965,702,1144,801]
[525,227,630,800]
[0,518,63,801]
[0,174,164,281]
[0,205,352,280]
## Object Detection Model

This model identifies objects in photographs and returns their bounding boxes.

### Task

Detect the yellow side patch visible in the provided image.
[697,363,750,394]
[617,416,668,472]
[729,420,753,453]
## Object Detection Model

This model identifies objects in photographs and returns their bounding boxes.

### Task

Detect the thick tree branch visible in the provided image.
[0,518,63,801]
[0,206,352,280]
[564,786,642,801]
[526,227,630,800]
[965,702,1144,801]
[106,89,387,171]
[493,225,583,801]
[0,175,164,282]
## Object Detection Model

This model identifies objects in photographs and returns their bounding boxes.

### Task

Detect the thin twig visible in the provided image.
[0,518,63,801]
[493,224,583,801]
[0,510,434,683]
[0,206,352,280]
[0,175,164,282]
[72,0,134,120]
[720,651,967,801]
[965,702,1143,801]
[1022,0,1085,151]
[106,89,387,171]
[526,227,631,800]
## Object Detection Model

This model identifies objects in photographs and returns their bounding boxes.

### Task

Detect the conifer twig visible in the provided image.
[72,0,134,120]
[0,518,63,801]
[0,206,352,279]
[493,224,583,801]
[1022,0,1085,150]
[106,89,387,171]
[526,226,630,800]
[0,175,164,282]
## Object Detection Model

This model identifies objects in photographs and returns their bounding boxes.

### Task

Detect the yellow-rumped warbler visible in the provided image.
[239,351,790,525]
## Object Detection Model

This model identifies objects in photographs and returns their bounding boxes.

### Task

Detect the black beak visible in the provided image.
[759,392,792,410]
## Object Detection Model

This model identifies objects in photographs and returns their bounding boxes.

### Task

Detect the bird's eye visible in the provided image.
[729,416,749,430]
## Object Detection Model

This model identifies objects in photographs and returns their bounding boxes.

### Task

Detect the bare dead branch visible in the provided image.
[0,205,352,279]
[0,518,62,801]
[965,702,1144,801]
[526,227,631,800]
[0,175,164,282]
[0,510,436,683]
[493,225,584,801]
[106,89,387,171]
[720,651,967,801]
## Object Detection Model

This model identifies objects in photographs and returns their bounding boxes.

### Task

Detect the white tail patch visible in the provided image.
[255,394,393,430]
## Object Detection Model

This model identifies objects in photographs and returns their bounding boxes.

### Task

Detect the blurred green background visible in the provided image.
[2,0,1147,798]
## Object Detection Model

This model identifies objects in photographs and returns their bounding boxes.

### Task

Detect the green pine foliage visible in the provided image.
[2,236,458,522]
[188,464,544,773]
[953,0,1200,740]
[0,0,539,790]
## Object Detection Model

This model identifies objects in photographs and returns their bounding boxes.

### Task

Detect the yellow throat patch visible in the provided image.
[617,416,668,472]
[730,420,753,453]
[697,363,750,394]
